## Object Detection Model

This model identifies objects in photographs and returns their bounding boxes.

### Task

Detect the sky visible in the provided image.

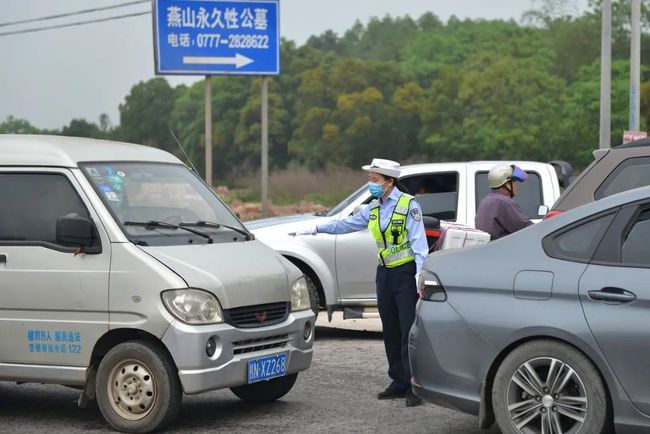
[0,0,589,129]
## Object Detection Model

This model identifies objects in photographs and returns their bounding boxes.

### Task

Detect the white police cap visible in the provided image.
[362,158,401,178]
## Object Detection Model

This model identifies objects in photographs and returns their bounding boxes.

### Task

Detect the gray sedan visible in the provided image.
[410,185,650,434]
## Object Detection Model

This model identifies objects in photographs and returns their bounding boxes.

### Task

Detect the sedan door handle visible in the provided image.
[588,287,636,303]
[0,254,6,264]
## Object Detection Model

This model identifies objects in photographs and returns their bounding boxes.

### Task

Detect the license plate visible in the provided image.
[247,353,287,384]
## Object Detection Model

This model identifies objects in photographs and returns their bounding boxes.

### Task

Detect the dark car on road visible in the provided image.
[410,185,650,434]
[549,138,650,217]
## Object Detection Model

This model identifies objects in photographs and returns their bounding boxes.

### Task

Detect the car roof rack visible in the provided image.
[615,136,650,149]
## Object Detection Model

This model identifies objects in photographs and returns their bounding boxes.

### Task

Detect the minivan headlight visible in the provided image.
[162,289,224,324]
[291,276,311,312]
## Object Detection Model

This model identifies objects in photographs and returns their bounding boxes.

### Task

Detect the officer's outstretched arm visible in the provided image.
[314,203,371,235]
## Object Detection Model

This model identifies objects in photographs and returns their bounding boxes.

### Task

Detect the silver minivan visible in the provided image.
[0,135,314,432]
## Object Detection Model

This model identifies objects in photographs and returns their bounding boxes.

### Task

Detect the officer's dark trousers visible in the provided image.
[375,260,418,391]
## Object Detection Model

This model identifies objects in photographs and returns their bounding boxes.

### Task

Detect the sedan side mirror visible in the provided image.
[56,214,101,254]
[537,205,549,217]
[352,205,364,215]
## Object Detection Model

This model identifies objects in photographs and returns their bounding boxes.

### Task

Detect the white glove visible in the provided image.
[290,225,317,236]
[415,272,421,292]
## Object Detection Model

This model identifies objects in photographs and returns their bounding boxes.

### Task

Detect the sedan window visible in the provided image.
[621,209,650,267]
[543,212,616,263]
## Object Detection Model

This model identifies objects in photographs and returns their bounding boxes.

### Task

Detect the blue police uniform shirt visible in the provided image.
[316,187,428,274]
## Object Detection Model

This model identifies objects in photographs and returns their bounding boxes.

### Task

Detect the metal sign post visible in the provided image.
[630,0,641,131]
[261,76,269,217]
[600,0,612,150]
[152,0,280,194]
[205,75,212,185]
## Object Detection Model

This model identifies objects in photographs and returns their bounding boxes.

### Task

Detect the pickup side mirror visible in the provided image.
[56,214,101,253]
[537,205,550,217]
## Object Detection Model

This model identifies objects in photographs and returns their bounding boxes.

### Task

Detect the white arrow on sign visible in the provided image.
[183,53,254,69]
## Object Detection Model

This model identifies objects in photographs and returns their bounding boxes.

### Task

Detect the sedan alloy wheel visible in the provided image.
[507,357,587,434]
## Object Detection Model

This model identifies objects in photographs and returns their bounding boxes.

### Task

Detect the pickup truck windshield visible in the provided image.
[326,184,368,217]
[80,162,250,246]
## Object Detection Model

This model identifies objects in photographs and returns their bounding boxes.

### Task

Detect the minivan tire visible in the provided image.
[95,340,182,433]
[304,274,320,316]
[492,340,608,434]
[230,373,298,403]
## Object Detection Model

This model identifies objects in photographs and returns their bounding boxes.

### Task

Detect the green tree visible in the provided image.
[458,55,566,161]
[560,60,633,168]
[117,78,181,152]
[61,119,104,138]
[0,116,41,134]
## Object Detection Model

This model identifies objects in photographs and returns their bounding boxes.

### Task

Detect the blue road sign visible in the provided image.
[153,0,279,75]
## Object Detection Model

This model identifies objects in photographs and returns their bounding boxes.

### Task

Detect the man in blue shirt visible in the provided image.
[295,158,428,407]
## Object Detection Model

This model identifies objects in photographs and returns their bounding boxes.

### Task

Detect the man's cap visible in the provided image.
[362,158,401,178]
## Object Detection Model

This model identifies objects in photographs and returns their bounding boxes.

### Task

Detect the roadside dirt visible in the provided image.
[214,186,327,221]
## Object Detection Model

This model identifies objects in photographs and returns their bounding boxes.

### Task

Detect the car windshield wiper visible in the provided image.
[123,220,213,243]
[180,220,254,241]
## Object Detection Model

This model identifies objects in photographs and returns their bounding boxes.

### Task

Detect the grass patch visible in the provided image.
[226,168,365,208]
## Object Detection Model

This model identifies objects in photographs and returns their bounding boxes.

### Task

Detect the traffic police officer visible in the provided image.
[294,158,428,407]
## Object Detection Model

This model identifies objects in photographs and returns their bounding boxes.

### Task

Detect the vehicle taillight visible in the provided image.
[425,229,440,238]
[544,210,563,220]
[418,272,447,302]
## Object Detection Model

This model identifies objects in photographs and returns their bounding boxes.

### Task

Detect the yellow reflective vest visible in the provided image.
[368,194,416,268]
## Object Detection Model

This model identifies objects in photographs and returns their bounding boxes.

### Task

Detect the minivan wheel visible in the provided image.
[96,340,182,433]
[492,340,607,434]
[304,274,320,317]
[230,373,298,403]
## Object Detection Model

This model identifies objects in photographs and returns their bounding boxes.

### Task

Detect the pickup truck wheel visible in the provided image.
[95,340,182,433]
[305,274,320,316]
[230,373,298,403]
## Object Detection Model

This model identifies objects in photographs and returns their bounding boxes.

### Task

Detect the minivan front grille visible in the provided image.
[224,302,289,328]
[232,334,290,355]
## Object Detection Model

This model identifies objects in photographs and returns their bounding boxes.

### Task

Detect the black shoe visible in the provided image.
[405,390,423,407]
[377,387,408,400]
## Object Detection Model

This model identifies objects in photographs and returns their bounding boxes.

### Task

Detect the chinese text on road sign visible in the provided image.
[153,0,279,75]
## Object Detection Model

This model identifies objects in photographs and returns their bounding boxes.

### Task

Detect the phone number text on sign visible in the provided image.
[170,33,270,49]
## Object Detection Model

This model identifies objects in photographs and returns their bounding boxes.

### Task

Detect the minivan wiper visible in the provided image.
[124,220,213,243]
[180,220,254,241]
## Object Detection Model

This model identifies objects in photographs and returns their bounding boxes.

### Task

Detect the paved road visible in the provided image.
[0,323,500,433]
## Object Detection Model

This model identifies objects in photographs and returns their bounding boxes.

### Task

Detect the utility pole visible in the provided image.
[630,0,641,131]
[600,0,612,149]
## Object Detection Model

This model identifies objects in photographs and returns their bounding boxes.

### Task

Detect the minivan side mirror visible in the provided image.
[56,214,101,253]
[537,205,550,217]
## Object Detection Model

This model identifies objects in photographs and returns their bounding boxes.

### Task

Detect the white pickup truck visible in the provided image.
[246,161,566,319]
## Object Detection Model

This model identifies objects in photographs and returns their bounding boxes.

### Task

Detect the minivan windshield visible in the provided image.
[80,162,250,246]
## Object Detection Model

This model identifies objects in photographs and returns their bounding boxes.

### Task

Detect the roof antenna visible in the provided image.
[170,129,198,174]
